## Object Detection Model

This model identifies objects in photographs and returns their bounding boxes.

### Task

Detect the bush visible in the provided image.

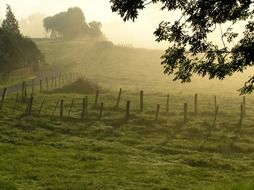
[54,78,101,94]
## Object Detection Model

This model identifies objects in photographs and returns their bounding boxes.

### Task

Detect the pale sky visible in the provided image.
[0,0,246,49]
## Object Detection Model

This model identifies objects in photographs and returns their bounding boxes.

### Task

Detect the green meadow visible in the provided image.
[0,40,254,190]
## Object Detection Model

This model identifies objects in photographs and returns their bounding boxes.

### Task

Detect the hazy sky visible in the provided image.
[0,0,245,49]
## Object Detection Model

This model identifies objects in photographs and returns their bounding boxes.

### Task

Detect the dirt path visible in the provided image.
[0,65,71,97]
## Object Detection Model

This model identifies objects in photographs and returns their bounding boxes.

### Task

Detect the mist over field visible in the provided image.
[0,1,254,190]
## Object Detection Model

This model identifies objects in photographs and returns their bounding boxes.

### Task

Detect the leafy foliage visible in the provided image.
[0,5,44,73]
[43,7,105,40]
[110,0,254,94]
[1,5,20,36]
[0,28,23,72]
[88,21,104,40]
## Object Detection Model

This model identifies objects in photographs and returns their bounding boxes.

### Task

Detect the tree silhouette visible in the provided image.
[110,0,254,94]
[88,21,104,40]
[1,5,20,35]
[43,7,104,40]
[0,5,44,73]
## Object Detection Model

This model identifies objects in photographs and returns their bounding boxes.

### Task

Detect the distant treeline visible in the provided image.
[43,7,105,40]
[0,5,44,74]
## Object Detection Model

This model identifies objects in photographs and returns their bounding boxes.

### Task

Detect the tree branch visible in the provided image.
[143,0,153,6]
[219,24,226,49]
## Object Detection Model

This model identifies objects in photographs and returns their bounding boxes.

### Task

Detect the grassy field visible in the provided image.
[0,39,254,189]
[0,85,254,189]
[35,39,254,95]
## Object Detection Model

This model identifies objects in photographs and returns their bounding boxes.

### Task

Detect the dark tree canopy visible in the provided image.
[1,5,20,36]
[110,0,254,94]
[43,7,104,40]
[0,5,44,73]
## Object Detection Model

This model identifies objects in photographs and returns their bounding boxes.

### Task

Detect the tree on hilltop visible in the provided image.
[43,7,105,40]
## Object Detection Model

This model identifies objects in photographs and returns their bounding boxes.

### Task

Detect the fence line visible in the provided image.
[0,83,250,125]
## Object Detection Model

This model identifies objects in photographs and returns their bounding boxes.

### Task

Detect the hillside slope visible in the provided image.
[35,39,253,96]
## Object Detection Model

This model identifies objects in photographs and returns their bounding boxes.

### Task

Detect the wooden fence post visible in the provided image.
[25,95,30,114]
[126,101,130,121]
[194,93,198,116]
[22,81,25,101]
[98,102,104,120]
[81,98,86,120]
[214,96,217,114]
[51,77,54,89]
[29,95,34,115]
[94,90,99,108]
[116,88,122,109]
[51,100,59,118]
[24,84,27,98]
[68,99,74,118]
[0,88,7,110]
[26,95,33,115]
[60,100,64,119]
[140,90,144,113]
[166,94,169,114]
[155,104,160,121]
[213,105,219,127]
[243,96,246,117]
[40,79,42,92]
[31,79,34,94]
[238,104,244,131]
[184,103,188,123]
[54,77,57,88]
[62,76,65,86]
[39,99,45,115]
[85,96,88,119]
[46,77,49,91]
